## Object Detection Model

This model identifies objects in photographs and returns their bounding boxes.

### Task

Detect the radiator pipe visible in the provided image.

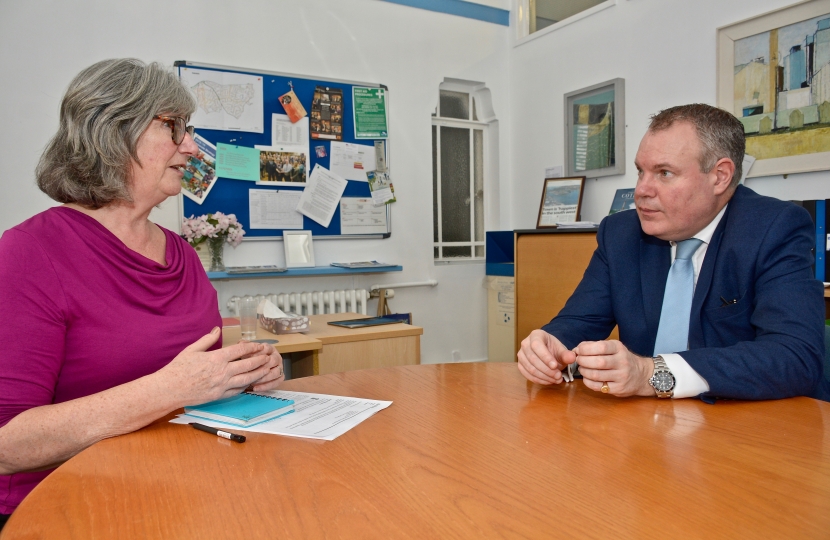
[369,280,438,292]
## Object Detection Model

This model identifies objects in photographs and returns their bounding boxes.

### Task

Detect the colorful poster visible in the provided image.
[180,134,218,204]
[310,86,343,141]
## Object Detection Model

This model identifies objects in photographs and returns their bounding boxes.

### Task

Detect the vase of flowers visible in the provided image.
[181,212,246,272]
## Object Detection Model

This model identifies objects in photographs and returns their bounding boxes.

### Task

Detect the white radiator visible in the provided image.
[227,289,370,316]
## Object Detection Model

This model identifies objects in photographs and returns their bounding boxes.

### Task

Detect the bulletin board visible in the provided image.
[175,61,391,239]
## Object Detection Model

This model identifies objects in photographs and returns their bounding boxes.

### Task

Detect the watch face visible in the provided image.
[652,372,674,392]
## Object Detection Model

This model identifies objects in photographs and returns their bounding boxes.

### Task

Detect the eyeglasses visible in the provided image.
[154,115,195,145]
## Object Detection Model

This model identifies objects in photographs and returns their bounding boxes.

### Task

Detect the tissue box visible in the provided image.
[259,312,310,334]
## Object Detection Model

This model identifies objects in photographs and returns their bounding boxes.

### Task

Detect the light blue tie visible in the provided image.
[653,238,704,355]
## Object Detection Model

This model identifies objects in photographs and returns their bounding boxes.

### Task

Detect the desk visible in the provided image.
[223,313,422,378]
[4,363,829,539]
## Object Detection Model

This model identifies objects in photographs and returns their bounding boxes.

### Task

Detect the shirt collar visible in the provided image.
[669,204,727,248]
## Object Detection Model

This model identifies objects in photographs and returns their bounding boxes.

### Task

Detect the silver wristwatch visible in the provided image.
[648,355,675,398]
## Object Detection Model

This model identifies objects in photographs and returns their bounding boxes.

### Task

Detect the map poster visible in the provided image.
[180,67,264,133]
[353,87,388,139]
[310,86,343,140]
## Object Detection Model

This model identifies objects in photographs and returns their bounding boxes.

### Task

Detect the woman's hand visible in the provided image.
[241,341,285,392]
[157,327,274,406]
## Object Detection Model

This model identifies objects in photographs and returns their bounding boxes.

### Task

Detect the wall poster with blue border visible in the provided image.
[175,61,391,240]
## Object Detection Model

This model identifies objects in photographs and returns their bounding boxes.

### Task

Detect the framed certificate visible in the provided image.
[536,176,586,228]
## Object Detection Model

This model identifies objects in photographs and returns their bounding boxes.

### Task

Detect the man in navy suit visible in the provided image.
[518,104,828,401]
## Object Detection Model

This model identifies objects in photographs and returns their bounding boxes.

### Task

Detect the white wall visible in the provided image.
[0,0,511,365]
[3,0,825,367]
[508,0,830,230]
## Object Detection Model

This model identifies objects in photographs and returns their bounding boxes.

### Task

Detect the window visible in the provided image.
[516,0,616,41]
[432,81,495,262]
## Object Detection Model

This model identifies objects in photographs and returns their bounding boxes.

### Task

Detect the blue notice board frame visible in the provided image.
[175,61,391,240]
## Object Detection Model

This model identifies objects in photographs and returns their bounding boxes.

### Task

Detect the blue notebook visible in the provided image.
[184,392,294,427]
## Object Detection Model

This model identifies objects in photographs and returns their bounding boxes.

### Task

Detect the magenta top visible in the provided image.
[0,207,221,514]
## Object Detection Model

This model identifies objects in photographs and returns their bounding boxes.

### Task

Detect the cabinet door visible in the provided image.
[514,232,617,354]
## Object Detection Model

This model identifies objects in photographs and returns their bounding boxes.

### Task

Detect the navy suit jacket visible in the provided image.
[542,185,829,401]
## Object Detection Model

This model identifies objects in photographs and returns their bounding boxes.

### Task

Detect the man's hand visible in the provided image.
[572,340,655,397]
[517,330,577,385]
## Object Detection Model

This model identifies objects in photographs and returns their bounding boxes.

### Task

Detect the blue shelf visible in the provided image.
[208,266,403,280]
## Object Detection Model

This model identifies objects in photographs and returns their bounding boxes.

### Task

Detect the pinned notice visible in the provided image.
[296,164,348,228]
[216,144,260,182]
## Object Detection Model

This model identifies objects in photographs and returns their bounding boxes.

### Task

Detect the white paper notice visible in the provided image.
[180,67,264,133]
[249,189,303,229]
[296,164,348,228]
[340,198,388,235]
[271,114,308,148]
[171,390,393,441]
[330,141,376,182]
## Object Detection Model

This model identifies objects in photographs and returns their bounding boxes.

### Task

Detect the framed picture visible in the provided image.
[564,78,625,178]
[536,176,586,228]
[283,230,315,268]
[717,0,830,177]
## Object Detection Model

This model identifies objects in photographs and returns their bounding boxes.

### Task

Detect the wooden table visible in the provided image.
[222,324,322,355]
[4,363,829,539]
[223,313,422,378]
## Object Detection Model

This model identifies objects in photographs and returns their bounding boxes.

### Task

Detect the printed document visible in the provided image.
[271,113,309,148]
[340,197,388,235]
[330,141,375,182]
[249,189,303,229]
[171,390,393,441]
[296,164,348,228]
[216,144,260,181]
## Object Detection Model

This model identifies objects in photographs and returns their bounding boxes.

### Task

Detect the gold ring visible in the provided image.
[601,382,610,393]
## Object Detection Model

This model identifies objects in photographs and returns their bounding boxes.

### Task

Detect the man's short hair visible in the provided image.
[648,104,746,187]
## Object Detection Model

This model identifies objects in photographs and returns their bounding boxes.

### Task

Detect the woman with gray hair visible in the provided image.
[0,59,284,525]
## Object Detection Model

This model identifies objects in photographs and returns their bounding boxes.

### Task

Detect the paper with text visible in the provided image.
[330,141,376,182]
[249,189,303,229]
[171,390,393,440]
[296,164,347,228]
[340,197,388,235]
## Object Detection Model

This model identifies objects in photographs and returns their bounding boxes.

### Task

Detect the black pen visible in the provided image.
[190,422,246,443]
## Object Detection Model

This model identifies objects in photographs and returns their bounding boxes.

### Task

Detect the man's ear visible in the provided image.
[711,157,736,195]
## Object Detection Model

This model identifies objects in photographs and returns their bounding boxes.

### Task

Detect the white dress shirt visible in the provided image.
[661,204,728,398]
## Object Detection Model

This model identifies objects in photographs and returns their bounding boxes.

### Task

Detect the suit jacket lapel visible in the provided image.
[640,233,671,349]
[689,204,731,347]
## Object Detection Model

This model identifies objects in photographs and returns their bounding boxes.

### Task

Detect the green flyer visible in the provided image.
[353,87,388,139]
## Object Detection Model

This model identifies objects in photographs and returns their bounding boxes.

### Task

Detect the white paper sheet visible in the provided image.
[180,67,264,133]
[271,114,309,148]
[249,189,304,229]
[330,141,376,182]
[340,197,388,235]
[296,164,348,228]
[170,390,393,441]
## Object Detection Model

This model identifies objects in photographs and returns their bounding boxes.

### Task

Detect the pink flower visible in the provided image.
[181,212,246,249]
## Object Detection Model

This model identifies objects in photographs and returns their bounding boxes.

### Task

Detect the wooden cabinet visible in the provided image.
[514,229,617,354]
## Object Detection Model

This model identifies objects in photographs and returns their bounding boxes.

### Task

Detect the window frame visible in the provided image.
[433,115,488,263]
[514,0,617,46]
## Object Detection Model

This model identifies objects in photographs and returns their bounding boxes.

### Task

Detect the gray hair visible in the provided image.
[648,104,746,188]
[36,58,196,208]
